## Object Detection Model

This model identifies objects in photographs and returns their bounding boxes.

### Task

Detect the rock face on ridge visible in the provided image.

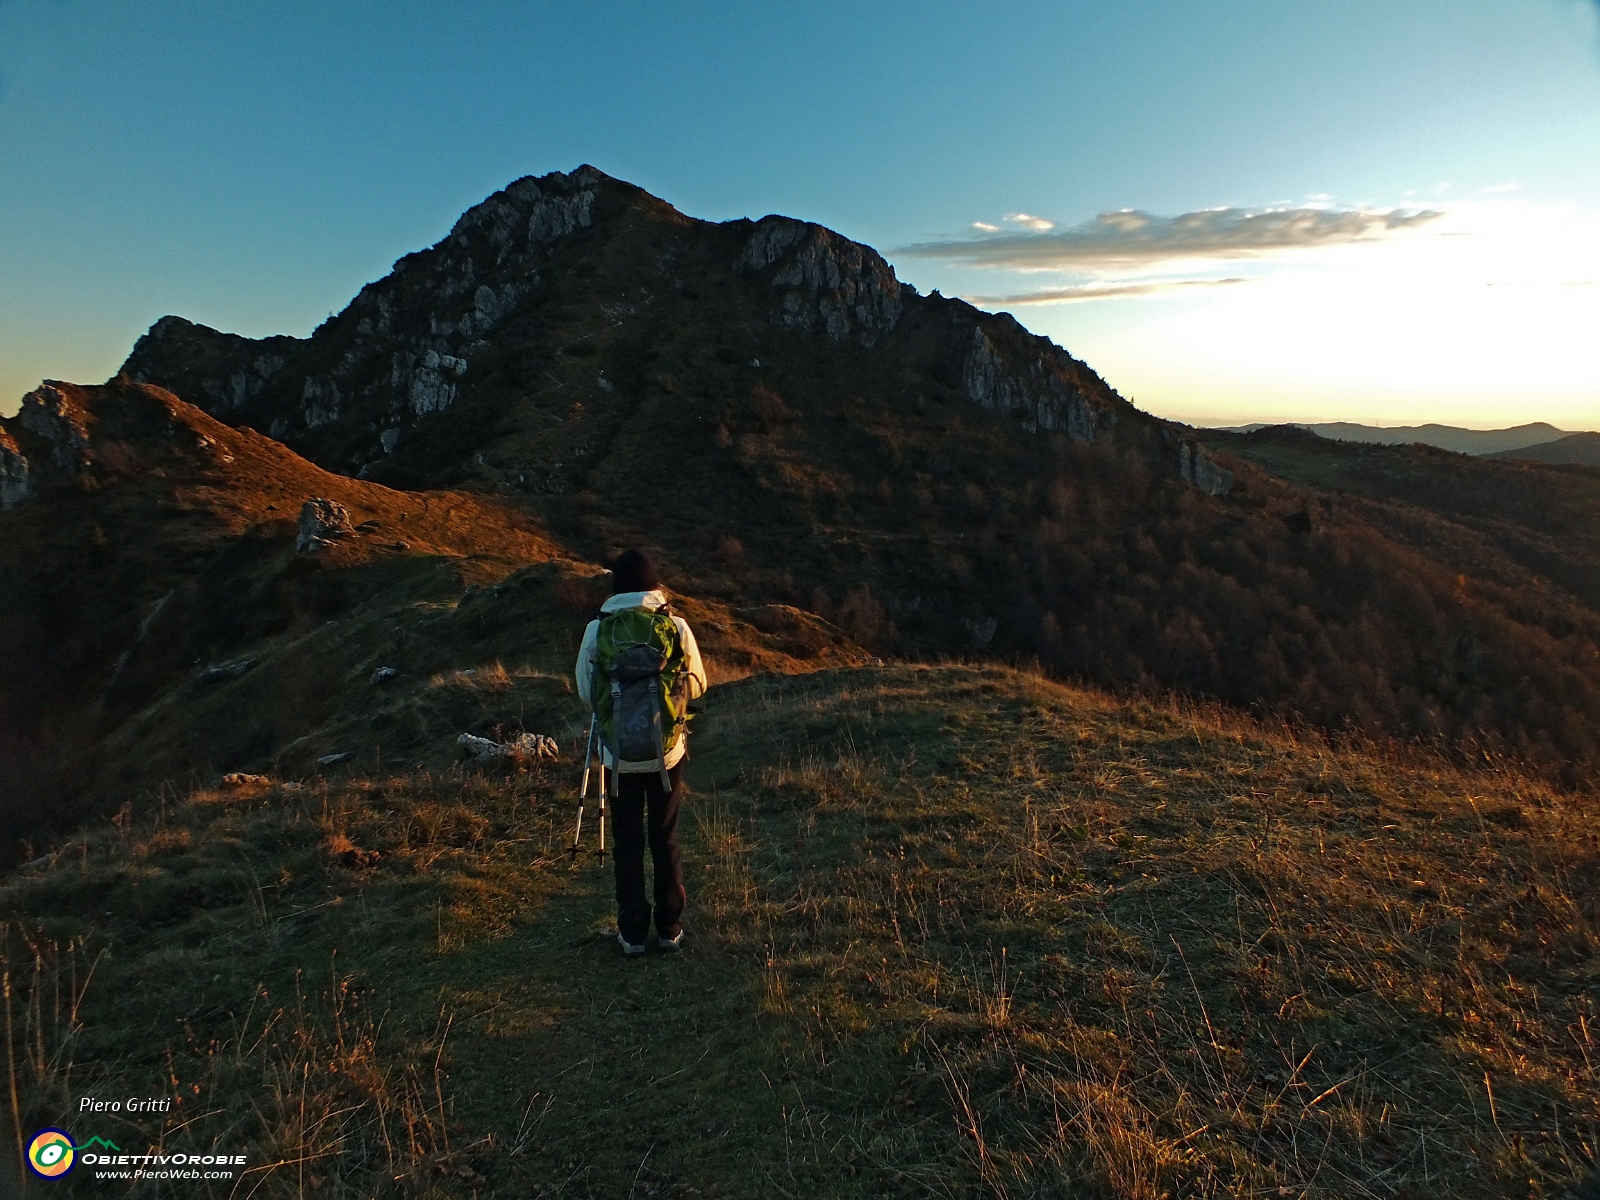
[734,215,907,345]
[119,165,1178,494]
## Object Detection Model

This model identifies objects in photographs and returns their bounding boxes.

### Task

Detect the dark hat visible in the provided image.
[609,548,660,594]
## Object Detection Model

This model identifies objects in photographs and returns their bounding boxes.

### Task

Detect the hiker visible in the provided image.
[574,549,707,955]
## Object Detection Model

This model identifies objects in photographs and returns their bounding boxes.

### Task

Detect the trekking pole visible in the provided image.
[595,761,608,866]
[569,715,597,861]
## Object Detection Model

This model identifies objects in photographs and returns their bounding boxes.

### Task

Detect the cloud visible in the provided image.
[971,221,1000,232]
[901,205,1443,271]
[1004,212,1055,232]
[967,278,1252,305]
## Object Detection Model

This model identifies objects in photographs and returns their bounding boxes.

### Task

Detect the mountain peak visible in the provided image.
[118,167,1167,494]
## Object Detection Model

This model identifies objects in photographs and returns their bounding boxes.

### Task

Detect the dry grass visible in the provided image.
[690,665,1600,1198]
[427,661,549,691]
[0,765,575,1196]
[1,663,1596,1197]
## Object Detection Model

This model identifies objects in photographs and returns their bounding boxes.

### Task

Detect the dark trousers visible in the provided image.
[611,764,686,943]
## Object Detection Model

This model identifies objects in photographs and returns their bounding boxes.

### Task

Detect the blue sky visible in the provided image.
[3,1,1599,427]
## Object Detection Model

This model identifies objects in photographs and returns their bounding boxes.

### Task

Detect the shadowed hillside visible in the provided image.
[0,379,863,846]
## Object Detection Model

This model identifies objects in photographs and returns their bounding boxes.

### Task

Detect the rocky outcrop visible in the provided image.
[118,169,604,448]
[17,383,94,473]
[737,216,905,347]
[297,497,354,552]
[123,316,296,416]
[441,167,598,263]
[390,349,467,417]
[456,731,559,764]
[301,376,341,429]
[207,351,287,412]
[1179,441,1233,496]
[0,427,30,510]
[962,325,1103,441]
[527,185,596,245]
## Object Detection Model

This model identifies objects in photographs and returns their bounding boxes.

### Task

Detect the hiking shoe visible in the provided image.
[617,931,646,956]
[658,930,684,952]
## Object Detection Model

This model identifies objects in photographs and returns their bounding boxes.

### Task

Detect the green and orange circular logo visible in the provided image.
[27,1129,76,1178]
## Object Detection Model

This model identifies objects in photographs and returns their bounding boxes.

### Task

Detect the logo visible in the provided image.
[26,1129,75,1178]
[26,1131,122,1179]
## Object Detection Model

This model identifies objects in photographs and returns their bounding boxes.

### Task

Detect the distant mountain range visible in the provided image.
[1210,420,1597,460]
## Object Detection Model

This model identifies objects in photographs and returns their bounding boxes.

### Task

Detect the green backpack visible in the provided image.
[591,605,689,790]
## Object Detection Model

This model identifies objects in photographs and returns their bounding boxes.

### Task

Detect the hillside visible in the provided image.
[0,379,863,846]
[1204,424,1600,622]
[1488,432,1600,469]
[68,165,1598,787]
[2,665,1595,1197]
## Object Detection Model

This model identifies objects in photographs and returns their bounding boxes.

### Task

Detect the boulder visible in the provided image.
[297,498,354,552]
[456,731,559,764]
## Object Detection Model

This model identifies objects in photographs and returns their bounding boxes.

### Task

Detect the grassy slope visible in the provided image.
[0,381,867,839]
[3,665,1596,1198]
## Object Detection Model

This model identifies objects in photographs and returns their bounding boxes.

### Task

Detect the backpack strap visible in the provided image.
[648,676,670,791]
[609,675,623,796]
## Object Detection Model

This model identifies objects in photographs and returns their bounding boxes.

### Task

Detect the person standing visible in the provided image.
[574,550,707,955]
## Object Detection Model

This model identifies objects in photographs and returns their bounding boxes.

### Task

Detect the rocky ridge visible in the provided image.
[119,165,1227,496]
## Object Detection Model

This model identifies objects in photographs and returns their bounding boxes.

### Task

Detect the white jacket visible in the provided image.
[574,590,707,770]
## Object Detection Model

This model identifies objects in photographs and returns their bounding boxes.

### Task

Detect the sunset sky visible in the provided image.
[3,1,1598,428]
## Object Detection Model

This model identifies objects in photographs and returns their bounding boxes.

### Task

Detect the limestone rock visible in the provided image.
[301,377,341,429]
[316,751,352,766]
[737,216,905,346]
[122,316,295,417]
[17,383,93,473]
[963,615,999,648]
[0,427,30,510]
[963,327,1101,441]
[297,497,354,552]
[390,350,466,417]
[528,186,596,245]
[1179,442,1233,496]
[456,731,559,764]
[369,666,399,685]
